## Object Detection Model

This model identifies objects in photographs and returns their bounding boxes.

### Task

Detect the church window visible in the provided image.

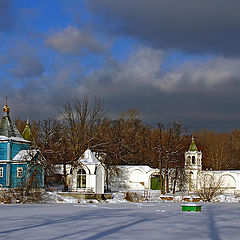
[17,167,23,178]
[192,156,195,164]
[0,167,3,177]
[77,168,86,188]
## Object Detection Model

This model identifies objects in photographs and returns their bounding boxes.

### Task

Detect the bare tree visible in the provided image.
[29,118,59,193]
[61,97,105,162]
[196,173,223,202]
[152,121,187,194]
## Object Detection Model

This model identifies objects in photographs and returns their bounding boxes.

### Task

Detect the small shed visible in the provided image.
[70,149,105,194]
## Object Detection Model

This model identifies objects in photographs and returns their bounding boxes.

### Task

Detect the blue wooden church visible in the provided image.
[0,100,44,189]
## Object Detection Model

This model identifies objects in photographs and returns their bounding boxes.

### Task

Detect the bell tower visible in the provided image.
[184,136,202,191]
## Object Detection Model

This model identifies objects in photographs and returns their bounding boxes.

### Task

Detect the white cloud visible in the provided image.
[46,26,105,56]
[83,47,240,94]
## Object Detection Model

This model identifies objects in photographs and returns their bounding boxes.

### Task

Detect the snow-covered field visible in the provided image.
[0,201,239,240]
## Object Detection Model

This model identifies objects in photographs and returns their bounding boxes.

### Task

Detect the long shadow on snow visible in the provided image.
[47,212,178,239]
[207,206,222,240]
[0,207,156,236]
[0,208,130,235]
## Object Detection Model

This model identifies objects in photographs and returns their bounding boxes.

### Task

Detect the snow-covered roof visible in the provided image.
[204,170,240,174]
[78,149,100,165]
[117,165,154,173]
[0,135,30,143]
[12,149,39,162]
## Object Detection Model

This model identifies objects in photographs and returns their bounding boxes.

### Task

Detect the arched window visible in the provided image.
[192,156,195,164]
[187,156,191,164]
[77,169,86,188]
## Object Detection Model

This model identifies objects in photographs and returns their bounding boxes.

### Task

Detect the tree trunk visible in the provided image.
[106,167,109,192]
[166,171,169,193]
[172,167,178,194]
[63,163,68,192]
[162,173,166,194]
[26,164,39,195]
[159,160,163,194]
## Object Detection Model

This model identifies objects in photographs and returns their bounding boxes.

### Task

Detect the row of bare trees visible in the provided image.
[15,96,240,193]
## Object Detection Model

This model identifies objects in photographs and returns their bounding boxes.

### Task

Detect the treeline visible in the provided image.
[15,97,240,175]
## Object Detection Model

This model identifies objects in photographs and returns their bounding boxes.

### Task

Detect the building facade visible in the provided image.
[0,101,44,189]
[56,149,105,194]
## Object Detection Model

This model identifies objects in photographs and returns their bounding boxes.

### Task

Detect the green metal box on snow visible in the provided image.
[181,204,202,212]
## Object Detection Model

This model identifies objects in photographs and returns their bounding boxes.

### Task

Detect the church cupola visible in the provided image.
[22,117,32,141]
[3,97,10,116]
[189,136,198,152]
[185,136,202,168]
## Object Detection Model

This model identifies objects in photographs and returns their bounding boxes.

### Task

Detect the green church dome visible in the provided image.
[189,136,198,151]
[22,119,32,141]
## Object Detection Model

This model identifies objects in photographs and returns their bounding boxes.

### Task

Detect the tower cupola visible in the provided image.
[185,136,202,167]
[189,136,198,152]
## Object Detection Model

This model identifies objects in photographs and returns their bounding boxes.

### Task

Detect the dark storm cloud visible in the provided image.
[10,54,44,78]
[85,0,240,55]
[0,0,16,32]
[78,47,240,131]
[2,46,240,132]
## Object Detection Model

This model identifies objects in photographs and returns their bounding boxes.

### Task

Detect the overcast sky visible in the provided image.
[1,0,240,132]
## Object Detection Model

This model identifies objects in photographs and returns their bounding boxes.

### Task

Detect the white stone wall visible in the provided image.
[109,166,156,190]
[197,170,240,193]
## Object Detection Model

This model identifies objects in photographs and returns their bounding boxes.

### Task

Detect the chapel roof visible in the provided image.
[78,149,100,165]
[0,99,28,142]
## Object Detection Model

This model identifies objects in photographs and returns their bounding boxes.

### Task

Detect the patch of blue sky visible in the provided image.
[0,36,9,55]
[9,79,25,89]
[80,54,105,75]
[37,47,58,71]
[111,37,139,61]
[0,70,5,82]
[161,50,213,72]
[0,69,23,89]
[16,0,74,32]
[70,0,92,25]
